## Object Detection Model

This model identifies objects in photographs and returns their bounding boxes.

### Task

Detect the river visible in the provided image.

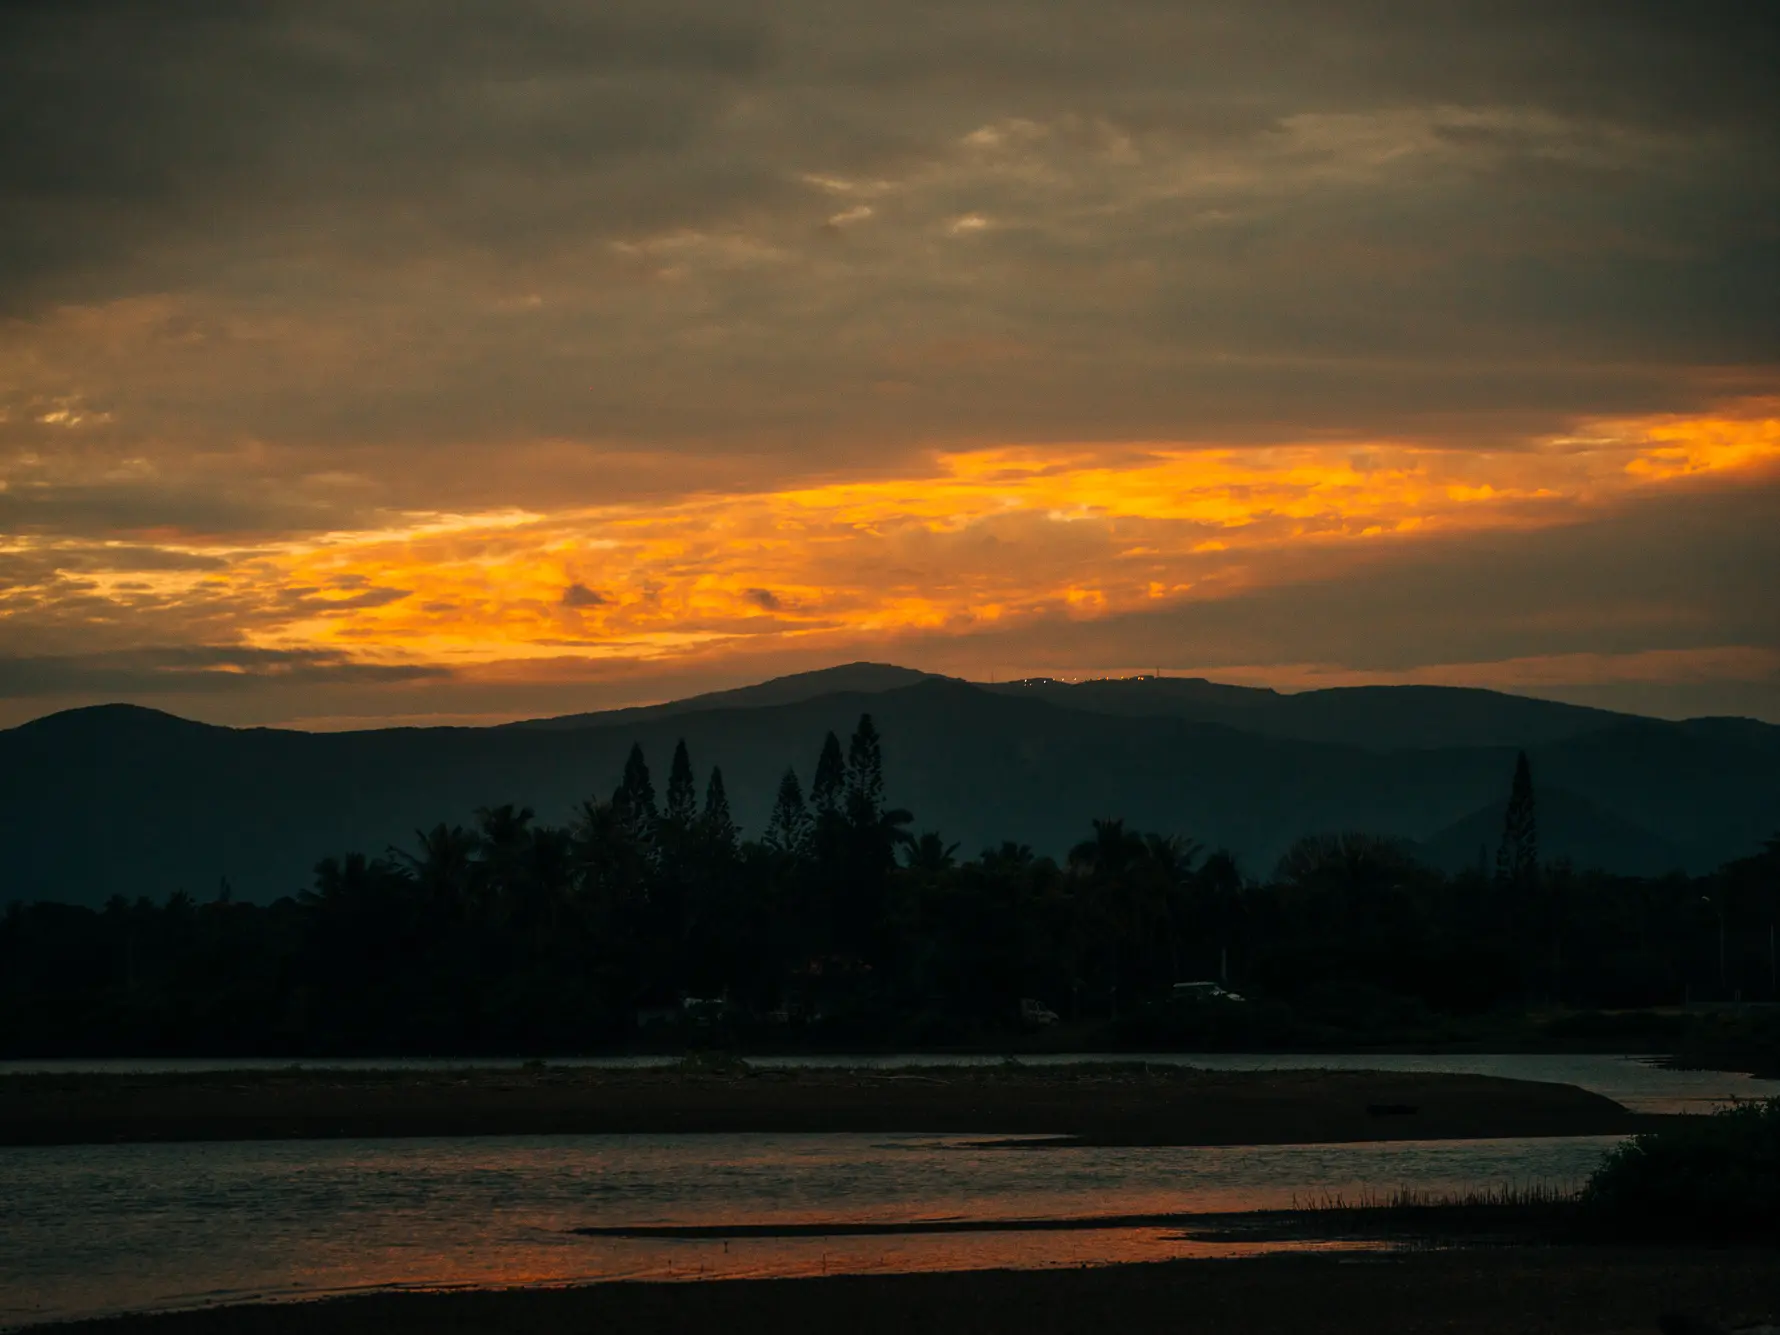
[1,1130,1622,1327]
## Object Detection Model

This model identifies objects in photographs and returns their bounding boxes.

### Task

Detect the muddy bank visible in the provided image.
[39,1248,1780,1335]
[0,1063,1640,1146]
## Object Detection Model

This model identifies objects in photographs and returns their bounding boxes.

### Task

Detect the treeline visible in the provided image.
[2,715,1778,1056]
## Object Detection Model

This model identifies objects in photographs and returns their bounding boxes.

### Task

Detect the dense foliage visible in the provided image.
[1585,1099,1780,1237]
[2,715,1777,1055]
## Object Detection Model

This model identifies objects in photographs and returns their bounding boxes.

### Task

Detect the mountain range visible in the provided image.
[3,663,1776,906]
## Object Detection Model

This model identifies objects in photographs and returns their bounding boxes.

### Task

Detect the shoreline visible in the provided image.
[5,1044,1772,1079]
[31,1248,1780,1335]
[0,1063,1641,1147]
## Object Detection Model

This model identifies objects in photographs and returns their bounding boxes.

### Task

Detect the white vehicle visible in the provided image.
[1171,980,1246,1003]
[1019,997,1059,1026]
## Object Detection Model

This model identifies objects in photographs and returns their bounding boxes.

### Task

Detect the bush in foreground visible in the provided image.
[1584,1098,1780,1238]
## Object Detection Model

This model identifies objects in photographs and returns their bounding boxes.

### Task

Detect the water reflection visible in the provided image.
[0,1131,1615,1328]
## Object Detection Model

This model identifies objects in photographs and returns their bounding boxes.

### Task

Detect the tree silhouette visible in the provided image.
[11,709,1770,1058]
[700,766,738,854]
[664,740,698,830]
[1496,750,1539,890]
[1069,817,1146,875]
[981,841,1036,870]
[845,714,885,826]
[396,823,479,912]
[1143,832,1203,883]
[906,830,960,874]
[613,743,659,852]
[475,804,535,908]
[763,767,811,856]
[811,732,846,819]
[570,797,643,900]
[1197,848,1246,983]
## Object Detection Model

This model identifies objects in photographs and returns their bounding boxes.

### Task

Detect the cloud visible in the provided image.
[0,2,1774,724]
[562,583,610,608]
[902,464,1780,680]
[1,3,1772,465]
[0,646,449,698]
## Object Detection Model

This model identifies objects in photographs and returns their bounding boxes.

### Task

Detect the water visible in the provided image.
[0,1131,1618,1328]
[6,1052,1775,1113]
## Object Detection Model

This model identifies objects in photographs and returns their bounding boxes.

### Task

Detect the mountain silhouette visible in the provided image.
[2,669,1775,906]
[512,665,1638,750]
[982,677,1631,749]
[507,661,943,730]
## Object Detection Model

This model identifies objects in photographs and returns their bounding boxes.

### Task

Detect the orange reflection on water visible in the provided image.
[232,1227,1390,1311]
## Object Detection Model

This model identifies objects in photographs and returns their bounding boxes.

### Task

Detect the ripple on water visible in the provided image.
[0,1130,1623,1327]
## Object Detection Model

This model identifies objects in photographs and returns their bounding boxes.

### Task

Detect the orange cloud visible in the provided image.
[7,402,1778,676]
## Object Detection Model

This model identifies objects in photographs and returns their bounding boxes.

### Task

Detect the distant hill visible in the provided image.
[507,662,943,730]
[513,666,1633,749]
[2,672,1776,906]
[984,677,1631,750]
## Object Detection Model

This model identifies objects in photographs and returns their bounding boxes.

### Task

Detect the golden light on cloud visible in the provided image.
[5,403,1778,680]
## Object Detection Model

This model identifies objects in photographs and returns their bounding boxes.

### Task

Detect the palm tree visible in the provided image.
[1141,832,1203,979]
[570,797,645,902]
[1195,849,1245,985]
[395,823,480,915]
[475,804,535,912]
[905,831,960,875]
[981,841,1036,871]
[1142,832,1203,883]
[306,851,383,912]
[1068,817,1146,876]
[856,802,916,869]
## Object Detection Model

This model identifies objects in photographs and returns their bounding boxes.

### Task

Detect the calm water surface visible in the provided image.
[2,1131,1619,1327]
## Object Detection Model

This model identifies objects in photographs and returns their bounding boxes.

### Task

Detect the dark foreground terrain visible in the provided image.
[45,1249,1780,1335]
[0,1063,1639,1146]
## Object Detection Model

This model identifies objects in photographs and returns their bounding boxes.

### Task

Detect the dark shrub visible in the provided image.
[1584,1098,1780,1238]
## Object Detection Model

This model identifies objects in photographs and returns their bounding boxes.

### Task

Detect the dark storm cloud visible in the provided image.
[4,2,1773,331]
[0,645,449,698]
[0,0,772,310]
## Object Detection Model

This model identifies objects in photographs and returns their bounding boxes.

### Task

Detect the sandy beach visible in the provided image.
[35,1248,1780,1335]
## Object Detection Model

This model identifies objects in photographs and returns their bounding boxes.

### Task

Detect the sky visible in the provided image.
[2,1,1777,729]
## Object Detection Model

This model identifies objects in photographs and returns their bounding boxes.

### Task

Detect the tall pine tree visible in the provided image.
[613,742,659,850]
[811,732,847,819]
[845,714,884,826]
[1495,750,1539,889]
[763,767,811,856]
[664,739,698,829]
[700,766,737,854]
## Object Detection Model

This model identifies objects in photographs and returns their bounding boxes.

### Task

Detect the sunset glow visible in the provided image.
[3,2,1776,726]
[7,406,1770,687]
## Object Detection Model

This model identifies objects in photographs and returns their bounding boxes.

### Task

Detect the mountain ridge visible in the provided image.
[3,668,1775,906]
